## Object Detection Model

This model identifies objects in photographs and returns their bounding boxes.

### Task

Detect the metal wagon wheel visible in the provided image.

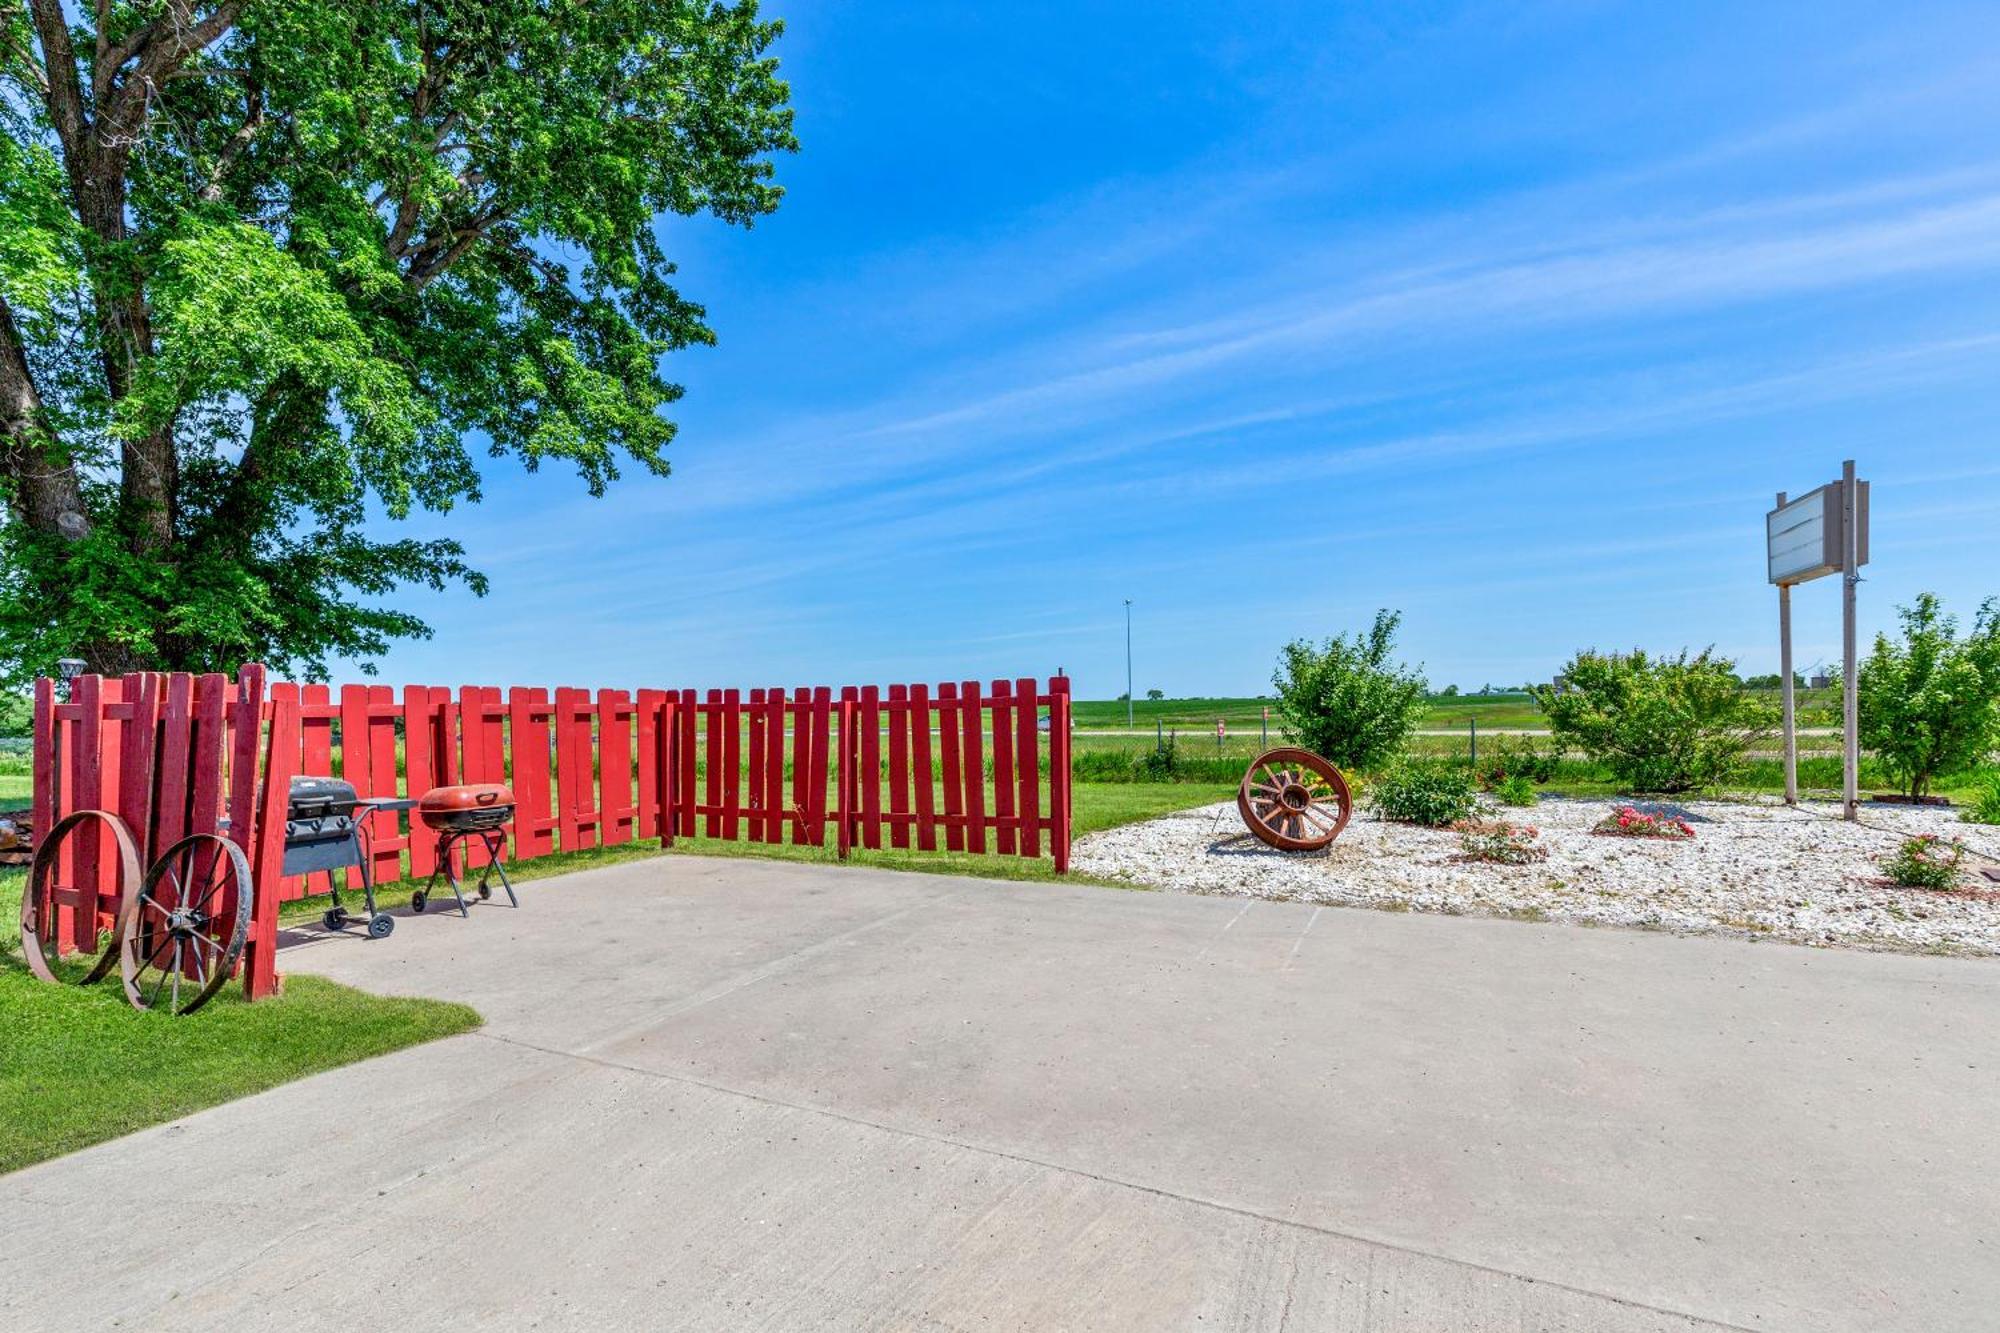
[117,833,253,1016]
[1237,747,1353,851]
[19,810,141,987]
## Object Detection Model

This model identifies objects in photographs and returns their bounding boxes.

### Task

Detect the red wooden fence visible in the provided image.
[31,669,1073,1000]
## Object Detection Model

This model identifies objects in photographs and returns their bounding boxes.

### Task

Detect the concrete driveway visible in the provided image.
[3,855,1996,1331]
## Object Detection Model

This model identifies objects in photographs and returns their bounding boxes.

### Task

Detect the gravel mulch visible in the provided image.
[1071,795,2000,956]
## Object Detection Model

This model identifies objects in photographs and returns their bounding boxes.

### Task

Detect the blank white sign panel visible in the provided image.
[1768,488,1833,584]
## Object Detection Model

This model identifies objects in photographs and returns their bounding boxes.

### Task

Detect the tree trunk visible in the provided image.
[0,295,90,537]
[69,164,178,554]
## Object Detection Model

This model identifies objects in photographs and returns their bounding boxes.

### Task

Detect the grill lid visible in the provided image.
[418,783,516,831]
[288,776,359,820]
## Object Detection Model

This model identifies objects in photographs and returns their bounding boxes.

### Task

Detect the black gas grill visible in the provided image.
[283,777,414,939]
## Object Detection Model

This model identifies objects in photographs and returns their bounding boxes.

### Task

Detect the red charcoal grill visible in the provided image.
[413,783,519,917]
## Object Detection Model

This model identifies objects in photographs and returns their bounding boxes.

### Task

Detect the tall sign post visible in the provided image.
[1765,462,1868,821]
[1776,490,1796,804]
[1841,459,1861,821]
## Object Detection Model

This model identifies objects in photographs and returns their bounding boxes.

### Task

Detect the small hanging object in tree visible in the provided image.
[1238,747,1352,851]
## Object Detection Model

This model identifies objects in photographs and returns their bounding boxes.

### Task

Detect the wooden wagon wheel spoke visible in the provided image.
[20,810,142,988]
[119,833,253,1016]
[1236,748,1353,852]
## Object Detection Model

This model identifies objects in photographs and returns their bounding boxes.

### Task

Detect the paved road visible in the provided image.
[4,858,1996,1331]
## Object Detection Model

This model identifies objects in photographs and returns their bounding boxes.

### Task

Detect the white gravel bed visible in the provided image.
[1073,796,2000,956]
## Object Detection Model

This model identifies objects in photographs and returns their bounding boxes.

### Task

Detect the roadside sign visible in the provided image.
[1767,481,1868,585]
[1770,462,1867,821]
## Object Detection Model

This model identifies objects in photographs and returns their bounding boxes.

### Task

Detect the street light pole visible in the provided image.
[1124,599,1134,728]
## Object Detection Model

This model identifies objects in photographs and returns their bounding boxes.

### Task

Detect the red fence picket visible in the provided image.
[28,669,1074,1001]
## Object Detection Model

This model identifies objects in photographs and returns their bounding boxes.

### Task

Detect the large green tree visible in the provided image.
[0,0,793,682]
[1858,593,2000,799]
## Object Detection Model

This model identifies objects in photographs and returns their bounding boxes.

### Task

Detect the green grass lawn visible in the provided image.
[0,864,480,1175]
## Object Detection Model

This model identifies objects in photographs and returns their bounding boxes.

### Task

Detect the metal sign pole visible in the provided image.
[1124,599,1134,728]
[1841,459,1860,821]
[1776,489,1797,805]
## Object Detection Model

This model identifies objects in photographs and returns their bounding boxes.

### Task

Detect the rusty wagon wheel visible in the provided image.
[19,810,141,987]
[1237,748,1353,852]
[117,833,252,1016]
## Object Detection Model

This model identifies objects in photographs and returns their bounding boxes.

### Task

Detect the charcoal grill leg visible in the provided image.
[440,832,471,917]
[475,830,518,907]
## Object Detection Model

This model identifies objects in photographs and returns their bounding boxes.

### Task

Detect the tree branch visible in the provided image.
[404,205,511,290]
[24,0,87,165]
[100,2,243,143]
[199,75,261,201]
[1,6,49,101]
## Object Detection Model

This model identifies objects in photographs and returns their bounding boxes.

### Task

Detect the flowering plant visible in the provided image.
[1454,819,1549,864]
[1882,834,1967,890]
[1592,806,1695,840]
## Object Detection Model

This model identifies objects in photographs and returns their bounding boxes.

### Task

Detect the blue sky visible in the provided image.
[361,1,2000,698]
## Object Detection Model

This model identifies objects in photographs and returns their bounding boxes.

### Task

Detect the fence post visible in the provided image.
[836,696,855,859]
[659,694,678,846]
[1470,717,1477,769]
[225,665,266,961]
[1015,675,1039,859]
[67,673,102,954]
[1051,676,1072,874]
[243,692,296,1000]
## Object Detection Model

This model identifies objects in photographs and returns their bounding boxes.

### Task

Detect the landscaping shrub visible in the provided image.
[1495,774,1538,807]
[1453,819,1547,864]
[1272,610,1428,771]
[1534,649,1774,793]
[1141,734,1179,780]
[1592,806,1695,839]
[1859,593,2000,800]
[1477,733,1560,788]
[1963,772,2000,827]
[1882,834,1967,889]
[1372,760,1475,826]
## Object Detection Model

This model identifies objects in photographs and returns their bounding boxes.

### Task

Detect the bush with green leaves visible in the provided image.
[1962,772,2000,827]
[1533,650,1774,793]
[1495,774,1538,807]
[1478,733,1560,787]
[1271,610,1428,772]
[1882,835,1967,890]
[1371,761,1475,827]
[1859,594,2000,801]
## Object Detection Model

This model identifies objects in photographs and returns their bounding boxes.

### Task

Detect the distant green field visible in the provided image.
[1073,688,1847,736]
[1073,693,1548,733]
